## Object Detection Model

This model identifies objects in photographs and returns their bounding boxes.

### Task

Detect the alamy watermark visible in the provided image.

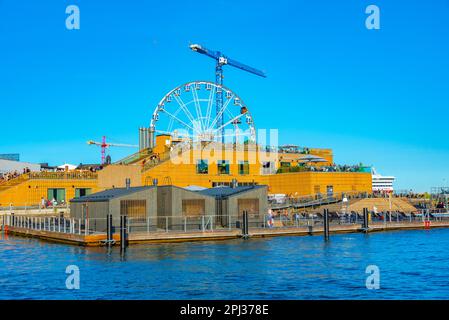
[365,5,380,30]
[65,265,80,290]
[365,265,380,290]
[66,5,80,30]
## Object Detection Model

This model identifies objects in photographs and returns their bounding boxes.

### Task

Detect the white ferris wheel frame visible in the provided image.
[149,80,256,142]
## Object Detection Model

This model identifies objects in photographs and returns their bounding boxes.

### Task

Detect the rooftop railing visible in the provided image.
[28,171,98,180]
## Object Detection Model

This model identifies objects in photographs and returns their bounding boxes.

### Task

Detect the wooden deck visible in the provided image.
[4,221,449,246]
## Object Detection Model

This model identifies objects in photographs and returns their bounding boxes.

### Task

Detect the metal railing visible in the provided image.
[269,191,369,209]
[28,171,97,180]
[1,214,103,235]
[2,209,448,237]
[0,203,69,212]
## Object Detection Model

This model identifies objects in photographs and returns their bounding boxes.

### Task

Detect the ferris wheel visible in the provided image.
[150,81,256,143]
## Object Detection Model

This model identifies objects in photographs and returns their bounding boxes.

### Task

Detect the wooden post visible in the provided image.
[323,209,330,241]
[120,215,128,250]
[106,214,113,244]
[362,207,369,232]
[242,210,249,238]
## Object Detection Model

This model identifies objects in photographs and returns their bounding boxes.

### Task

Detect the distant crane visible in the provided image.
[189,44,266,142]
[87,136,138,164]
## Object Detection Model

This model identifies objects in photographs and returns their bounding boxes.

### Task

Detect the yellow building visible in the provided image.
[0,137,371,206]
[0,78,373,207]
[0,171,98,207]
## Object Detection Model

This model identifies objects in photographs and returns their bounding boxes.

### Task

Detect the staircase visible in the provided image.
[0,173,30,192]
[141,140,193,172]
[115,148,153,165]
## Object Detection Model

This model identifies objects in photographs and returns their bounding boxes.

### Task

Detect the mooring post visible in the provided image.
[242,210,249,238]
[362,207,369,232]
[307,213,313,235]
[120,215,128,250]
[245,211,249,235]
[323,209,330,241]
[106,214,113,244]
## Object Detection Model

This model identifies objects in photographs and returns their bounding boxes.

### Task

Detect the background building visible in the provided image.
[0,153,20,161]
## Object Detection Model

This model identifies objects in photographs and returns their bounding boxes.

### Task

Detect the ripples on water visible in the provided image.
[1,229,449,299]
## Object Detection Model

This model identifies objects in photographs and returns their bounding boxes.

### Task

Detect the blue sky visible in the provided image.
[0,0,448,192]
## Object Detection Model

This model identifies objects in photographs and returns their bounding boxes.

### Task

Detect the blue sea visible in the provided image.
[1,229,449,300]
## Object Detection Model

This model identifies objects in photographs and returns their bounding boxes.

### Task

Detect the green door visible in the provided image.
[47,188,66,203]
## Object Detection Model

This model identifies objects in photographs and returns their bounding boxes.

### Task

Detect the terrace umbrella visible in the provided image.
[57,163,77,170]
[297,155,327,163]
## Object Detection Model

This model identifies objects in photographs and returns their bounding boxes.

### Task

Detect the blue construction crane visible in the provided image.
[189,44,266,142]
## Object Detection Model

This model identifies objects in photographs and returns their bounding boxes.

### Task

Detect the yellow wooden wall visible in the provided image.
[0,179,98,207]
[141,147,372,196]
[264,172,372,196]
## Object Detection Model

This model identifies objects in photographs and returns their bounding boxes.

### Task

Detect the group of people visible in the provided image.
[0,167,31,183]
[308,164,363,173]
[40,197,64,209]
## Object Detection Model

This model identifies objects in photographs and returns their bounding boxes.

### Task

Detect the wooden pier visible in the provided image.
[4,220,449,246]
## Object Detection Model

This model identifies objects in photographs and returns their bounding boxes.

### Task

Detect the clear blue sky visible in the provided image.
[1,0,448,192]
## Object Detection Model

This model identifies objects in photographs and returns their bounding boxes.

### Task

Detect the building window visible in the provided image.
[75,188,92,198]
[196,159,208,174]
[120,200,147,219]
[47,188,66,203]
[238,161,249,175]
[238,198,259,217]
[182,199,205,216]
[212,182,231,187]
[217,160,230,175]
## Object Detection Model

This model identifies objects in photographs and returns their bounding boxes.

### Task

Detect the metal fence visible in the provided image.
[0,203,69,212]
[2,209,449,237]
[1,214,103,235]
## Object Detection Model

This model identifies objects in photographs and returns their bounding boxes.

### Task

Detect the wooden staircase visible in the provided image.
[0,174,30,192]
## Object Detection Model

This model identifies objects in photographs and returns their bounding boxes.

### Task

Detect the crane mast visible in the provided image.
[190,44,266,142]
[87,136,138,164]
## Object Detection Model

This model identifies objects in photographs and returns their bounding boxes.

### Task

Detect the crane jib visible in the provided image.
[190,44,266,78]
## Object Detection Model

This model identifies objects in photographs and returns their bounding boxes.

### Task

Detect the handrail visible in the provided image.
[28,171,97,180]
[0,173,30,187]
[115,148,153,165]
